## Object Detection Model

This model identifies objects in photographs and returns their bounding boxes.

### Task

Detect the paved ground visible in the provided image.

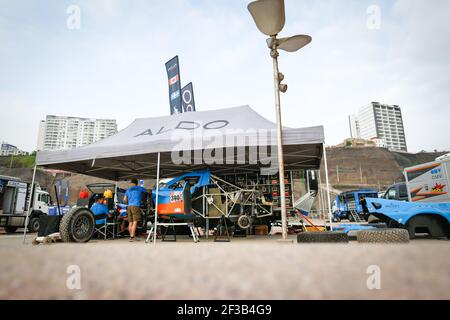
[0,232,449,300]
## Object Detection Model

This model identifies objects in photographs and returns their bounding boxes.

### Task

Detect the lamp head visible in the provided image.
[248,0,285,36]
[277,35,312,52]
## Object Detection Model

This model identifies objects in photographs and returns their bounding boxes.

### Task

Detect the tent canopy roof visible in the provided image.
[37,106,324,181]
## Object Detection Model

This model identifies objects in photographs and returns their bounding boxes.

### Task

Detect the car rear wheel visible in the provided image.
[59,207,95,243]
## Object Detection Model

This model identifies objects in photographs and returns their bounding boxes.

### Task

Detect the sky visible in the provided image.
[0,0,449,153]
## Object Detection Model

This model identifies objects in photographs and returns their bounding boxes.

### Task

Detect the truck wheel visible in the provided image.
[407,215,448,239]
[297,231,349,243]
[357,228,409,243]
[28,217,40,233]
[59,207,95,243]
[4,226,18,233]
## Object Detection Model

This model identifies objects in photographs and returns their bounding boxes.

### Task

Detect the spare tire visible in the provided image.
[297,231,349,243]
[357,228,410,243]
[59,207,95,243]
[237,215,251,230]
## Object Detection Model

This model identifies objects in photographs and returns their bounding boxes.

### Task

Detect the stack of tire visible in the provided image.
[356,228,409,243]
[297,228,410,243]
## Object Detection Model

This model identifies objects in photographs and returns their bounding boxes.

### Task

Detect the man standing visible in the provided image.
[124,178,147,242]
[359,195,370,221]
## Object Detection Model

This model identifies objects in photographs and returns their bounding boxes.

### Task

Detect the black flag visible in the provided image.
[181,82,196,112]
[165,56,182,115]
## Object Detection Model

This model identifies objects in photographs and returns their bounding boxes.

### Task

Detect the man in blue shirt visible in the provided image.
[90,196,110,225]
[124,178,147,241]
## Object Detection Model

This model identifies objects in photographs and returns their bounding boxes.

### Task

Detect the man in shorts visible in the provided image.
[124,178,147,242]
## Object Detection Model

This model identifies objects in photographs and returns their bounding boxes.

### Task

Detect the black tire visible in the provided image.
[237,215,251,230]
[297,231,349,243]
[28,217,40,233]
[4,226,18,233]
[406,215,448,239]
[348,213,354,222]
[357,228,410,243]
[59,207,95,243]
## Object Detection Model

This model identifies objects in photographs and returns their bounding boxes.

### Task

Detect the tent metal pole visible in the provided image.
[317,169,323,219]
[23,165,37,244]
[153,152,161,244]
[322,144,333,231]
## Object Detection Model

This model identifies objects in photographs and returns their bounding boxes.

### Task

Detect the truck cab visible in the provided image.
[382,182,409,201]
[333,189,379,222]
[0,175,51,233]
[34,189,51,214]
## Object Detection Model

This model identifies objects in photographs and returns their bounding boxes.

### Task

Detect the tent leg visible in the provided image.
[322,144,333,231]
[23,165,37,244]
[153,152,161,244]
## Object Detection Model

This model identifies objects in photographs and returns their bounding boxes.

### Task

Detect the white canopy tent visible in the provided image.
[24,106,332,243]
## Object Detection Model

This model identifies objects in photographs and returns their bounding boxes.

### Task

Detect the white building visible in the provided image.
[37,115,118,151]
[349,102,407,152]
[0,142,28,156]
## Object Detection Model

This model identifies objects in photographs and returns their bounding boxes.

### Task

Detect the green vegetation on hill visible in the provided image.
[0,154,36,169]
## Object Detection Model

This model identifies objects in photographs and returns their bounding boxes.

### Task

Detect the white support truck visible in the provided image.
[0,175,51,233]
[404,153,450,203]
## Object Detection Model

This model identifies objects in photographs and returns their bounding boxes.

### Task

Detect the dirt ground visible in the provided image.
[0,232,449,300]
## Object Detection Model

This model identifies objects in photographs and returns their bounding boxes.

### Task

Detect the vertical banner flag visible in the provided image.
[58,177,62,199]
[181,82,196,112]
[65,178,70,206]
[165,56,182,115]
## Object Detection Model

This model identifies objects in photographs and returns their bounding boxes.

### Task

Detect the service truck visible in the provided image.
[365,154,450,239]
[404,153,450,203]
[0,175,51,233]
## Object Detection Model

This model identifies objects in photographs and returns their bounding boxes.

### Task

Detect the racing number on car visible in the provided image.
[170,191,182,202]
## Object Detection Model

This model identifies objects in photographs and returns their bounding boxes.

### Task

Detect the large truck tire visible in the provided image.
[28,217,40,233]
[406,215,448,239]
[59,207,95,243]
[297,231,349,243]
[4,226,18,233]
[357,228,410,243]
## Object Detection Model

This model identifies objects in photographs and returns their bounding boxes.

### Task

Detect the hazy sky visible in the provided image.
[0,0,449,153]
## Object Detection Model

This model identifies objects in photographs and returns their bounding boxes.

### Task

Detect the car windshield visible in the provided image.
[87,184,116,194]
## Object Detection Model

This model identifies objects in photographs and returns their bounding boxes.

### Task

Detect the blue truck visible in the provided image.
[365,198,450,239]
[333,189,379,222]
[362,154,450,239]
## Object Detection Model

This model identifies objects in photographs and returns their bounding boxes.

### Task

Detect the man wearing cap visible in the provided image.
[123,178,147,242]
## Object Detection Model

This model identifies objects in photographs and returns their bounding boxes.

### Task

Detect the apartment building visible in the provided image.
[37,115,117,151]
[349,102,407,152]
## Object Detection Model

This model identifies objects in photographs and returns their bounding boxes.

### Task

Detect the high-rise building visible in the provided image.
[37,115,118,151]
[349,102,407,152]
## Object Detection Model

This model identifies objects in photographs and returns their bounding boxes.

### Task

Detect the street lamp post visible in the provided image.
[269,40,289,241]
[248,0,312,240]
